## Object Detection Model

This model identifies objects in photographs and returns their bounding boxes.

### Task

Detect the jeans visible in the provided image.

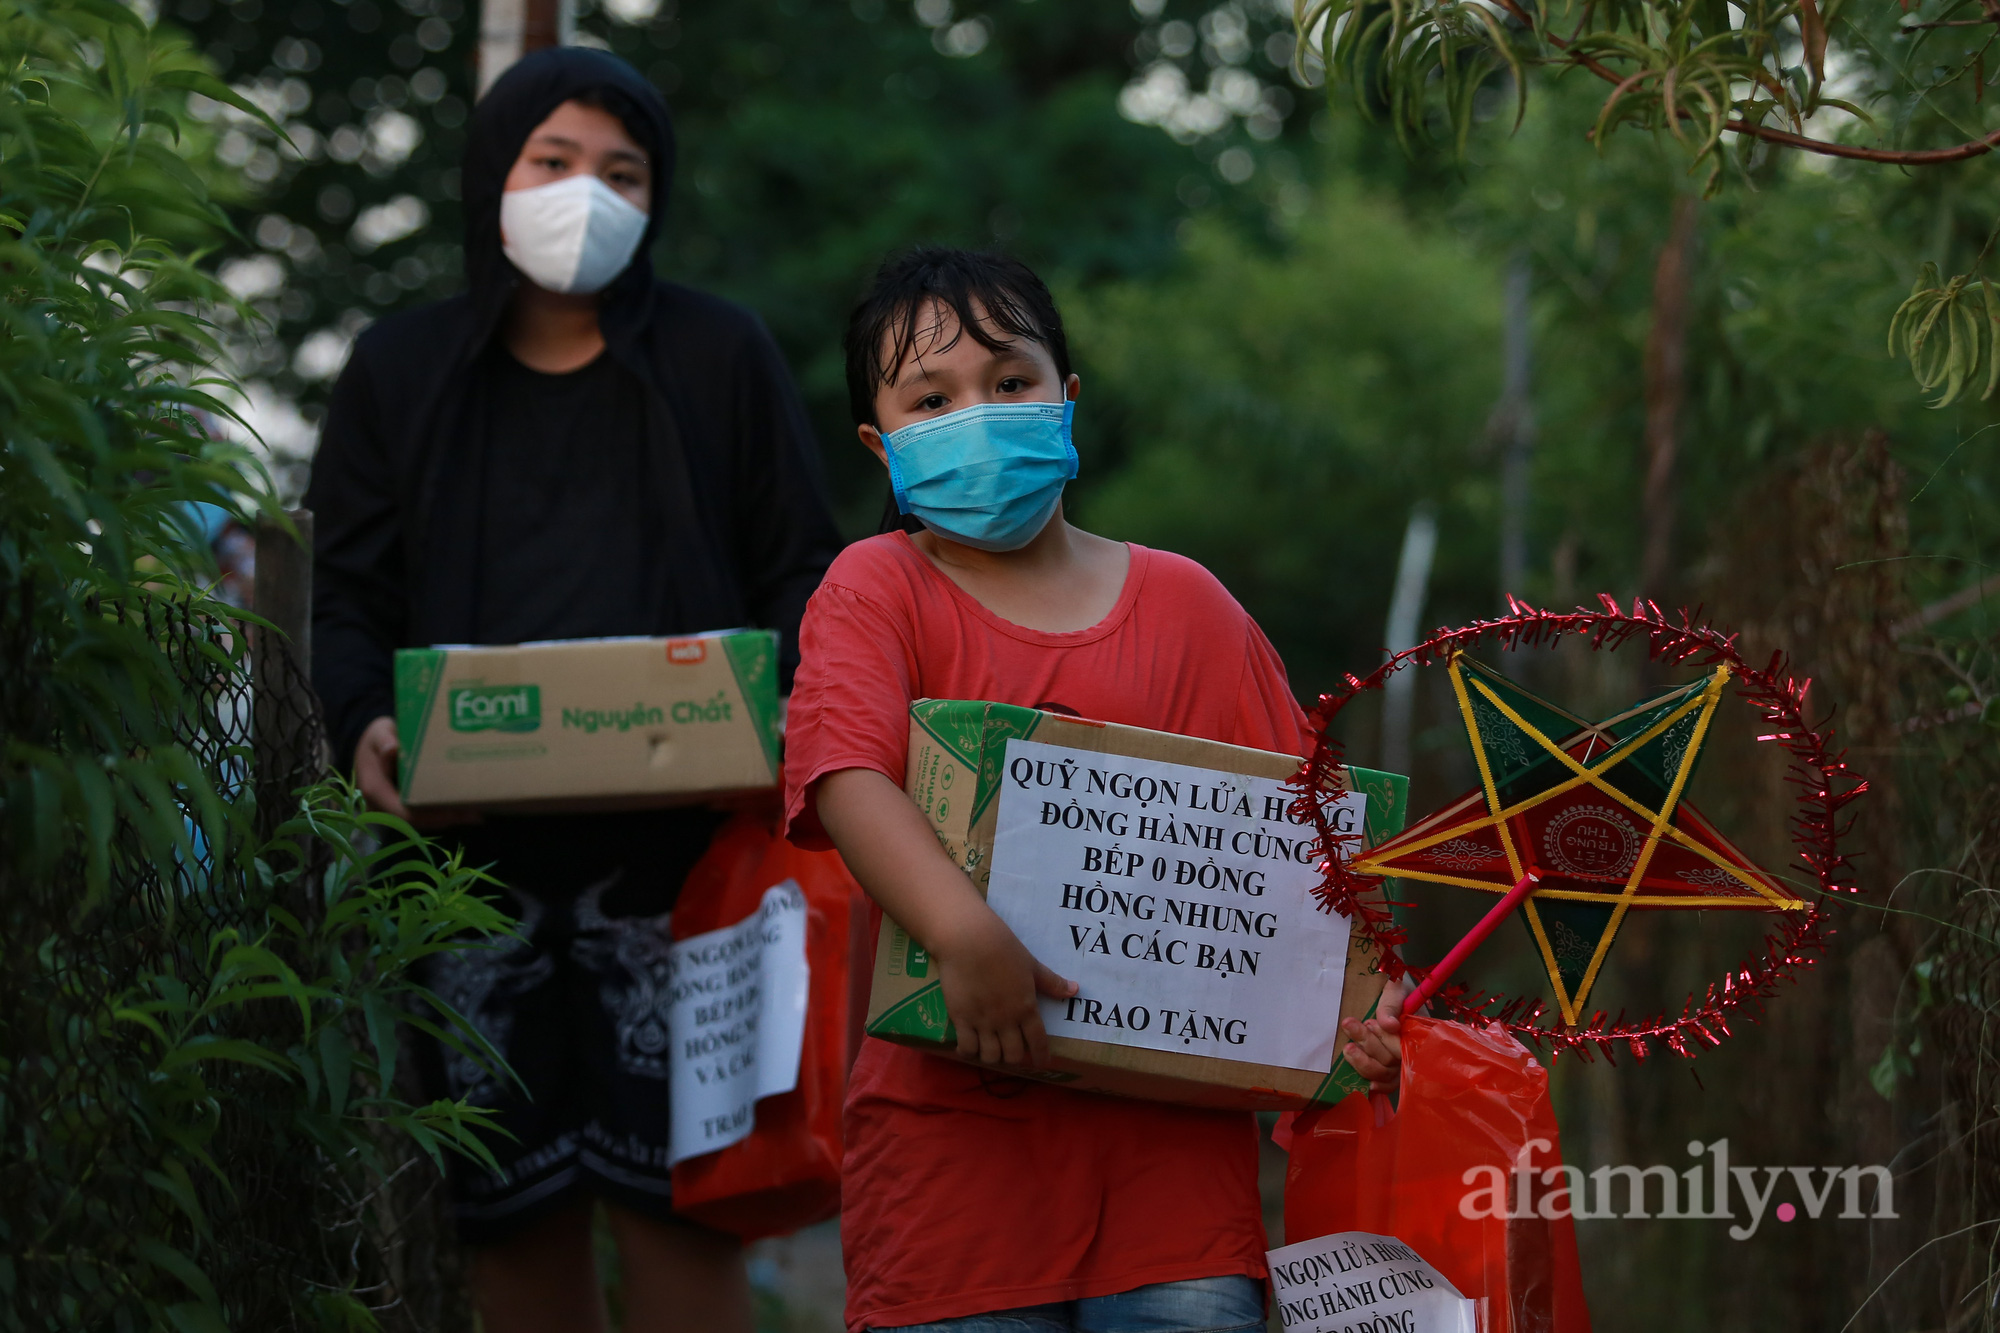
[880,1275,1267,1332]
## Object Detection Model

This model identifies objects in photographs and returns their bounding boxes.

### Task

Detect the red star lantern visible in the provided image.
[1291,598,1867,1062]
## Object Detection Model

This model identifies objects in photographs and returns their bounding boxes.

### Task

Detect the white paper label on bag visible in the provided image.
[1267,1231,1476,1333]
[665,880,809,1165]
[986,738,1362,1072]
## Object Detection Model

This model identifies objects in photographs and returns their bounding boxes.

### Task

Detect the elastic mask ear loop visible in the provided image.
[884,431,915,514]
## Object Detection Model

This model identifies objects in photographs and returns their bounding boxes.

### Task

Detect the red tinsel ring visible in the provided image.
[1285,594,1868,1063]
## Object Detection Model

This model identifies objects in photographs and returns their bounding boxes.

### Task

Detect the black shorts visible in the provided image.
[414,809,726,1246]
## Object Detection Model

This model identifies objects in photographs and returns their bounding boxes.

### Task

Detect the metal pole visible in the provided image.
[1380,503,1438,777]
[1640,197,1698,600]
[478,0,574,96]
[1496,252,1535,606]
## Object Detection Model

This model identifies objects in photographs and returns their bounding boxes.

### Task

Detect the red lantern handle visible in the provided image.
[1363,871,1540,1125]
[1402,871,1541,1016]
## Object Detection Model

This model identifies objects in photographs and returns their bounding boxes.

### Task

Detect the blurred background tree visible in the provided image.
[166,0,1311,517]
[1296,0,2000,404]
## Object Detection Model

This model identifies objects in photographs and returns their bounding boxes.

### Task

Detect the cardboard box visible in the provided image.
[865,699,1410,1111]
[393,631,780,810]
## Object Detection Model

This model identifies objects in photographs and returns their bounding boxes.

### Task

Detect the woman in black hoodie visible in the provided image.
[305,47,838,1331]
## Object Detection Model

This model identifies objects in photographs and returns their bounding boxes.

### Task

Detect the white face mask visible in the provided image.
[499,173,648,295]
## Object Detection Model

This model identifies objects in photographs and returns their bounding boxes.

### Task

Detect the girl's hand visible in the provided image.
[935,908,1077,1067]
[814,767,1076,1069]
[1342,974,1421,1093]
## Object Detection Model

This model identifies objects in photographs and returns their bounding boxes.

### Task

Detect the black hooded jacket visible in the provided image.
[305,48,841,771]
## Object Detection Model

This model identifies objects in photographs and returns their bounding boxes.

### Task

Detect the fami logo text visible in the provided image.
[448,684,541,733]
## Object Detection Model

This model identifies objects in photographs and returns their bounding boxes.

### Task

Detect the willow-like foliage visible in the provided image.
[1295,0,2000,400]
[1292,0,1884,170]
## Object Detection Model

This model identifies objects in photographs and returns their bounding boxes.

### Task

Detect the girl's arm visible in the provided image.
[817,767,1076,1067]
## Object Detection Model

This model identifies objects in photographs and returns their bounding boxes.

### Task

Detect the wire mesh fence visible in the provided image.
[0,583,472,1329]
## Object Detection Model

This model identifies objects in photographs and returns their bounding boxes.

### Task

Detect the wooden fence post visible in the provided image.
[253,508,319,835]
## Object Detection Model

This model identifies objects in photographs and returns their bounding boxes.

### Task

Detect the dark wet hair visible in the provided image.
[843,246,1071,429]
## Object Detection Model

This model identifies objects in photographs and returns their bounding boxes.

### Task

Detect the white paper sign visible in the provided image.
[987,738,1364,1071]
[1267,1231,1476,1333]
[665,880,809,1166]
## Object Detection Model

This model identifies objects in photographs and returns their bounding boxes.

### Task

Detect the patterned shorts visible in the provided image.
[414,809,726,1245]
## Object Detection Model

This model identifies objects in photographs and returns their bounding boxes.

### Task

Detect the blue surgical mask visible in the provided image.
[882,399,1079,552]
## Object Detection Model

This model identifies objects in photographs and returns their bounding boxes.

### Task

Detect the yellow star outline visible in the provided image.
[1350,650,1805,1026]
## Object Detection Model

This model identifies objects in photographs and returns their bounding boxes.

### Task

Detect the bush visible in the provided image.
[0,3,506,1326]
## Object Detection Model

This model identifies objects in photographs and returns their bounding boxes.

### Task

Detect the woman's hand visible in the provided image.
[354,715,411,819]
[933,905,1077,1067]
[352,715,478,829]
[1342,974,1421,1093]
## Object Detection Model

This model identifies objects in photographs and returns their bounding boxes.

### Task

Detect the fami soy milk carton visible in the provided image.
[393,630,779,811]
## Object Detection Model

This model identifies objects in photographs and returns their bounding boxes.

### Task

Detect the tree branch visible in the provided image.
[1489,0,1624,81]
[1723,117,2000,162]
[1485,0,2000,165]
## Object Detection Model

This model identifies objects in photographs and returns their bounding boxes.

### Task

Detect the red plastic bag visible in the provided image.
[669,813,866,1241]
[1283,1018,1592,1333]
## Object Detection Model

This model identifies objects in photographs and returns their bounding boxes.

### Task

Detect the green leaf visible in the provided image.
[309,1291,381,1332]
[362,990,399,1090]
[132,1237,219,1307]
[152,68,287,140]
[163,1300,233,1333]
[318,1023,354,1119]
[143,1160,209,1236]
[158,1035,290,1075]
[1868,1041,1912,1100]
[72,756,115,902]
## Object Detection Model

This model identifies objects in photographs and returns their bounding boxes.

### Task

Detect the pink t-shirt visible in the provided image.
[783,532,1310,1332]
